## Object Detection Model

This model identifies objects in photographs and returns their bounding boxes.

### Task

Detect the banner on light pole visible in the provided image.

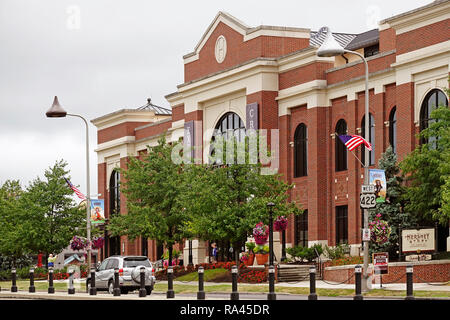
[369,169,386,203]
[90,199,105,225]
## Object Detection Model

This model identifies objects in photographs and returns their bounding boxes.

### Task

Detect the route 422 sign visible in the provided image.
[360,193,376,209]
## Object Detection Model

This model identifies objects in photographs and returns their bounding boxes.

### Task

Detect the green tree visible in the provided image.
[400,103,450,225]
[369,146,417,259]
[0,180,30,268]
[182,135,302,265]
[19,160,85,267]
[107,137,190,265]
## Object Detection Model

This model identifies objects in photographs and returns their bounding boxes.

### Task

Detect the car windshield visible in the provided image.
[123,258,151,268]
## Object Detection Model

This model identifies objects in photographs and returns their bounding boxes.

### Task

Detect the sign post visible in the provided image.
[373,252,389,288]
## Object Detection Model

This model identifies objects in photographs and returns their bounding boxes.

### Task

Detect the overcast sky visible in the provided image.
[0,0,431,197]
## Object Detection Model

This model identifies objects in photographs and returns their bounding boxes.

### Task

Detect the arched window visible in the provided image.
[214,112,246,141]
[420,89,448,145]
[109,169,120,215]
[361,113,375,166]
[335,119,348,171]
[389,107,397,153]
[210,112,246,164]
[294,123,307,177]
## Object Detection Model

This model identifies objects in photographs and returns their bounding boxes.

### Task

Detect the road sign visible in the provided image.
[361,184,375,193]
[362,228,371,241]
[360,193,376,208]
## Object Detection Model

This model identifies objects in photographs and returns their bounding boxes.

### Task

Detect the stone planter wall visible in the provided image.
[323,260,450,284]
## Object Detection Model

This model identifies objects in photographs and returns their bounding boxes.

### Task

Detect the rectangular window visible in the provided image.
[364,44,379,58]
[295,210,308,247]
[335,206,348,244]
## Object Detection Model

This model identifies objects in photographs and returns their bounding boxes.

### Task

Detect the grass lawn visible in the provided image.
[0,280,86,292]
[2,279,449,298]
[175,268,229,282]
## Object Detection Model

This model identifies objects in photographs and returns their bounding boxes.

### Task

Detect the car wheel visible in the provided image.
[108,280,115,294]
[145,286,152,295]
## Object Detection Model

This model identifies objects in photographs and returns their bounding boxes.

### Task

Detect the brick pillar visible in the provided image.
[395,82,415,162]
[98,163,107,260]
[347,99,360,245]
[279,114,294,244]
[374,92,385,162]
[307,107,329,243]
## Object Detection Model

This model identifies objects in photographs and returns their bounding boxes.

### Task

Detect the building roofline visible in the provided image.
[379,0,448,24]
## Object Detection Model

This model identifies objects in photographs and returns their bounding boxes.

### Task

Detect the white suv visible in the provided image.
[88,256,156,295]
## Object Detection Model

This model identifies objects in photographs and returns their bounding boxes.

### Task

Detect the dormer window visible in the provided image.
[364,44,379,58]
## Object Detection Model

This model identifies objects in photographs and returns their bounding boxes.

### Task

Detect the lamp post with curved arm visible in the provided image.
[316,28,371,292]
[46,96,92,270]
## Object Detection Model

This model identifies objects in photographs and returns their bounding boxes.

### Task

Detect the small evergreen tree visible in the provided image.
[369,146,417,259]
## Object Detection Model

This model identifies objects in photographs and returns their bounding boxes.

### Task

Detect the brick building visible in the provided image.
[92,1,449,262]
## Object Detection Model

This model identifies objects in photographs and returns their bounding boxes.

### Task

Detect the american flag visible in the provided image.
[338,135,372,151]
[64,178,86,200]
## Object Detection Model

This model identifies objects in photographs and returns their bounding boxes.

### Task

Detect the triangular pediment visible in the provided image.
[183,11,311,63]
[183,12,250,61]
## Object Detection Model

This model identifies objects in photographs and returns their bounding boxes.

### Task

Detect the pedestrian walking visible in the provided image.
[211,243,218,263]
[48,254,57,269]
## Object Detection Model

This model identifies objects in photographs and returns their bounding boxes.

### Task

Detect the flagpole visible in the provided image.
[351,150,365,167]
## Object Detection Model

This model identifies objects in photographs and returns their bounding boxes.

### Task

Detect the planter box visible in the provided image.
[255,254,269,265]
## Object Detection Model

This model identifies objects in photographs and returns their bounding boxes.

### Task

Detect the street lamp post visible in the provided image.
[267,202,276,300]
[46,96,92,270]
[316,28,371,292]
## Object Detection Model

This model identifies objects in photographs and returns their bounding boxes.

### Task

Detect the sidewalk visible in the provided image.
[169,279,450,292]
[34,278,450,291]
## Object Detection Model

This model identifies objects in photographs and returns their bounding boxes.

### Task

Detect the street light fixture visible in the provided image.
[266,202,276,300]
[317,28,371,292]
[46,96,92,270]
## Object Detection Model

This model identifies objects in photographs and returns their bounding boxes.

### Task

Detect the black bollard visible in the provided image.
[197,266,205,300]
[353,265,363,300]
[113,268,121,296]
[230,265,239,300]
[89,268,97,295]
[29,268,35,293]
[308,266,318,300]
[166,266,175,298]
[11,268,18,293]
[48,268,55,294]
[139,267,147,298]
[405,265,414,300]
[267,265,276,300]
[68,270,75,294]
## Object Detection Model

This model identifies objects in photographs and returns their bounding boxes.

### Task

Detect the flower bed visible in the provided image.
[238,268,268,283]
[155,262,268,283]
[324,256,364,267]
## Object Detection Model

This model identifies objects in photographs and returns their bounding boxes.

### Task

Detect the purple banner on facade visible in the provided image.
[246,103,259,130]
[184,120,195,162]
